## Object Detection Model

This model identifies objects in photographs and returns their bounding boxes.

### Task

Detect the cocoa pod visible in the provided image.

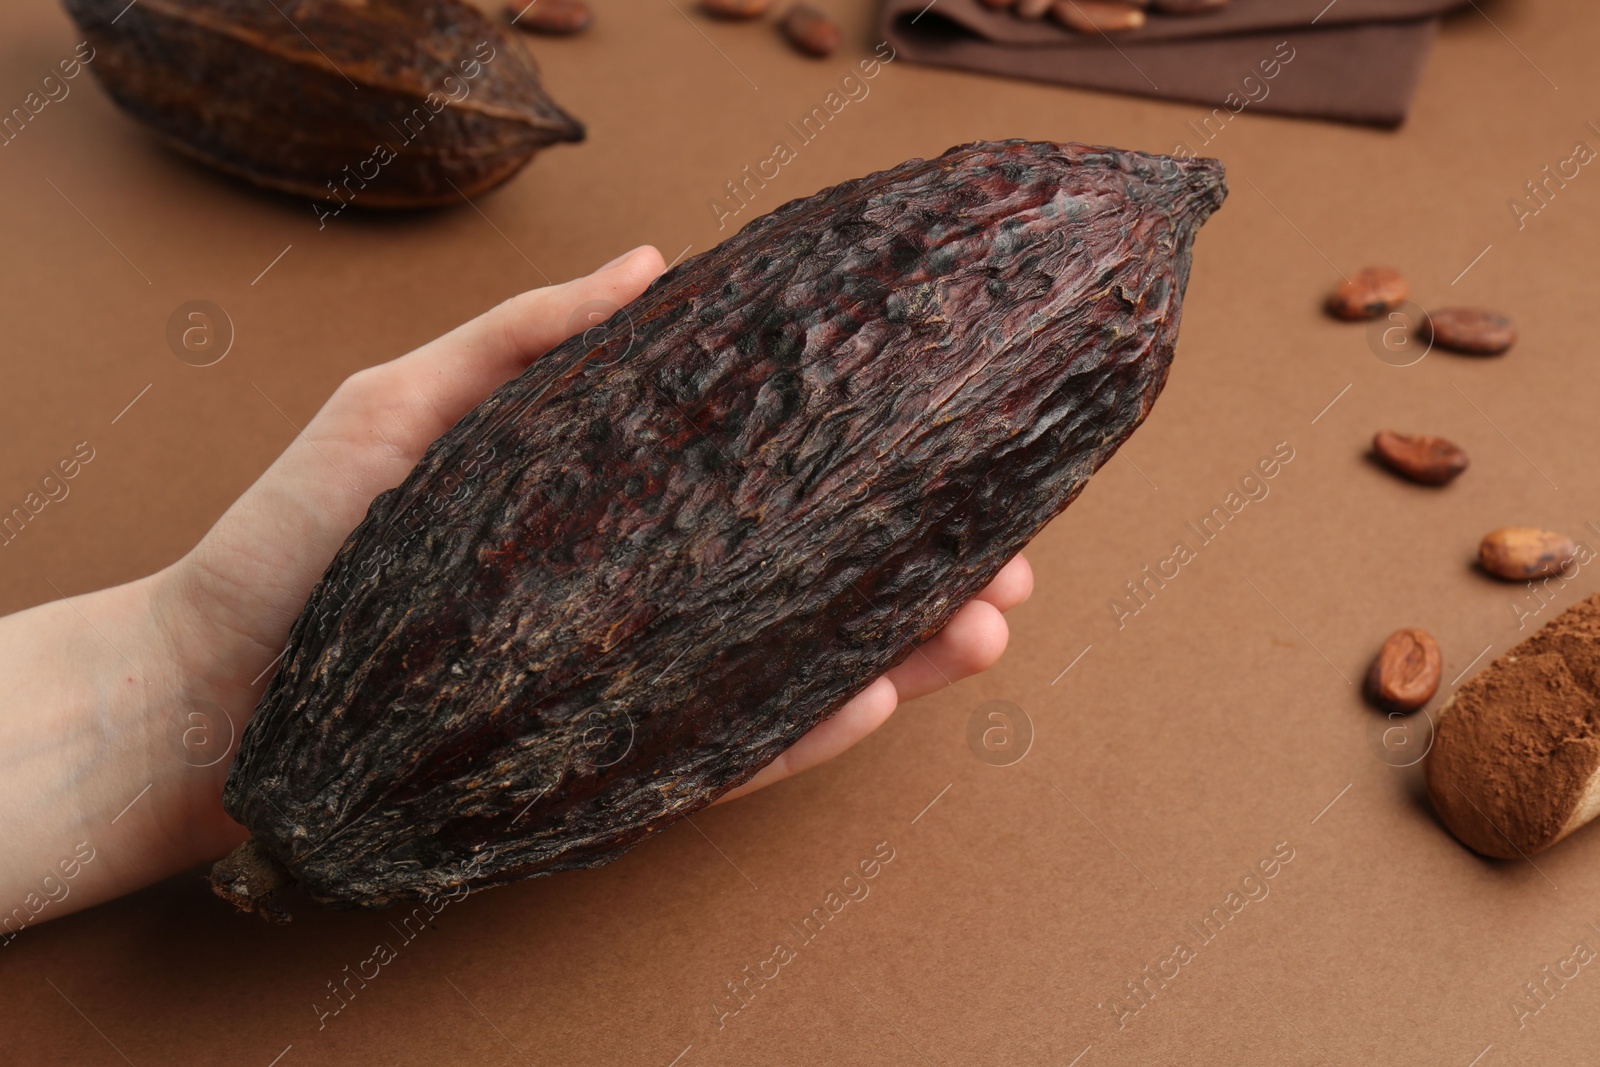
[1424,307,1516,355]
[1371,430,1468,486]
[1366,627,1441,713]
[62,0,584,208]
[212,140,1225,916]
[1479,527,1576,580]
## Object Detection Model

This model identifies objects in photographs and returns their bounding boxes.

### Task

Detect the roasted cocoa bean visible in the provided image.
[977,0,1016,9]
[1152,0,1227,12]
[1367,628,1442,714]
[1480,527,1577,580]
[779,3,841,55]
[506,0,592,35]
[1015,0,1054,18]
[1050,0,1146,30]
[210,141,1225,917]
[1425,307,1516,355]
[702,0,772,18]
[1371,430,1468,486]
[1326,267,1408,321]
[62,0,584,207]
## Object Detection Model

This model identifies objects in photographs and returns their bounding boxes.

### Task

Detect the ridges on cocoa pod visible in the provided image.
[61,0,584,208]
[210,140,1226,918]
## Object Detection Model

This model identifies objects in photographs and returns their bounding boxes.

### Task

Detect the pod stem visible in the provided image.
[209,838,294,923]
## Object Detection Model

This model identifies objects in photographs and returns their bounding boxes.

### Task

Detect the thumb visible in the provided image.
[318,244,667,463]
[159,246,667,676]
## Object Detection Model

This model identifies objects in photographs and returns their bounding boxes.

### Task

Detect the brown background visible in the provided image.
[4,0,1599,1064]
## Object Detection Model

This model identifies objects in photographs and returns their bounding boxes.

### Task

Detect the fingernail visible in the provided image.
[595,246,643,273]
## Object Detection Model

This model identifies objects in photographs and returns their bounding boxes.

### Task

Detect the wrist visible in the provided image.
[0,569,244,930]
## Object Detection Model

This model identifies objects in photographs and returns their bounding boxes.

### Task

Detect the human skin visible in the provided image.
[0,246,1031,925]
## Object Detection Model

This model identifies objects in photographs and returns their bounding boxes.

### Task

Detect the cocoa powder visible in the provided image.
[1427,592,1600,858]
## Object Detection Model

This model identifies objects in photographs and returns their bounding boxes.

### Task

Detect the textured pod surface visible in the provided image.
[216,140,1225,914]
[61,0,583,207]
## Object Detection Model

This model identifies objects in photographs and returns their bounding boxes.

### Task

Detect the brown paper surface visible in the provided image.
[2,0,1597,1064]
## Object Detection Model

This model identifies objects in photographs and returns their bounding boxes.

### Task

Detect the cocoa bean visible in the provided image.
[702,0,772,18]
[62,0,584,208]
[977,0,1016,8]
[1479,528,1577,581]
[1424,308,1516,355]
[1153,0,1228,12]
[779,3,841,56]
[1015,0,1053,18]
[506,0,592,35]
[1050,0,1146,31]
[1326,267,1408,321]
[1371,430,1468,486]
[1366,628,1442,714]
[210,140,1226,917]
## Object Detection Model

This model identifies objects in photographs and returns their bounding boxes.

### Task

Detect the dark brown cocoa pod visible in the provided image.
[213,140,1225,916]
[61,0,584,208]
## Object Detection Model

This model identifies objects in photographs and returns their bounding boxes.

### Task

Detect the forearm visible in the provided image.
[0,572,231,935]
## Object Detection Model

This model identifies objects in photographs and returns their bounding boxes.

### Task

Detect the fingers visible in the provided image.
[320,245,667,460]
[476,245,668,382]
[711,676,899,805]
[715,556,1031,803]
[887,554,1028,700]
[166,249,668,674]
[884,598,1009,704]
[972,554,1033,612]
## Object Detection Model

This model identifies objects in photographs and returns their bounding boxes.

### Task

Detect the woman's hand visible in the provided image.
[0,246,1030,928]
